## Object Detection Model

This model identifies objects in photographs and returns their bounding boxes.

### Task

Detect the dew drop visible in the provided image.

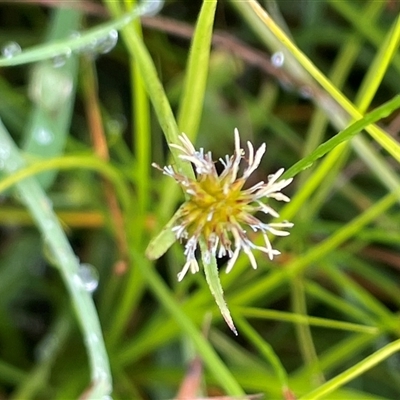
[271,51,284,68]
[1,41,22,59]
[141,0,164,17]
[51,49,71,68]
[77,263,99,293]
[69,31,81,41]
[86,333,99,345]
[34,127,54,145]
[76,38,97,56]
[0,143,11,160]
[95,29,118,54]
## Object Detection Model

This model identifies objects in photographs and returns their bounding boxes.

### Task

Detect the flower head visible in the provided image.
[153,128,293,281]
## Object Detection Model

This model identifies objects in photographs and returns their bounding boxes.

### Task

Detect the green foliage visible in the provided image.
[0,0,400,399]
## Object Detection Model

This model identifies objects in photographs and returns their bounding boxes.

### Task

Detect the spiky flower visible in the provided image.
[153,128,293,281]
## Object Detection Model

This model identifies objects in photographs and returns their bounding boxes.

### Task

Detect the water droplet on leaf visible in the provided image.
[141,0,164,17]
[2,41,21,58]
[271,51,284,68]
[34,127,53,145]
[95,30,118,54]
[77,263,99,293]
[69,31,81,40]
[51,49,71,68]
[0,143,11,160]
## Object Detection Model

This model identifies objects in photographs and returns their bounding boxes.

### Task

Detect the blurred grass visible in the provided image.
[1,0,400,399]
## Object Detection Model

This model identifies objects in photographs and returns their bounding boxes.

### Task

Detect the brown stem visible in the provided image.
[81,56,129,272]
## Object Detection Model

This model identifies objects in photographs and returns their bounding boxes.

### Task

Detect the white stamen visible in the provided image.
[177,258,199,281]
[243,246,258,269]
[268,228,291,236]
[256,201,280,217]
[218,245,227,258]
[244,181,265,194]
[172,224,186,239]
[226,247,240,273]
[177,262,191,281]
[247,141,254,166]
[243,143,266,179]
[162,165,175,176]
[269,192,291,202]
[155,128,293,281]
[268,168,285,184]
[234,128,241,155]
[219,157,228,168]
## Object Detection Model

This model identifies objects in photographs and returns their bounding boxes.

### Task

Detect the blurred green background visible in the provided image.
[1,0,400,399]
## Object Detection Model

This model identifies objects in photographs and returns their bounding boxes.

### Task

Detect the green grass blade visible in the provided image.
[234,315,290,394]
[0,155,130,211]
[0,120,112,398]
[130,248,245,396]
[105,0,193,179]
[201,240,237,335]
[177,0,217,137]
[232,189,399,306]
[23,8,81,188]
[354,14,400,113]
[299,339,400,399]
[283,95,400,180]
[0,2,155,67]
[246,0,400,163]
[158,0,218,220]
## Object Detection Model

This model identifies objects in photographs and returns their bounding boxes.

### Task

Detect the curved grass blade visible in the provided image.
[0,0,156,67]
[283,94,400,180]
[145,207,184,260]
[23,8,81,188]
[201,241,238,335]
[299,339,400,399]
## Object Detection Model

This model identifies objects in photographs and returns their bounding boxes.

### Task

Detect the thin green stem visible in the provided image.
[0,155,130,211]
[299,339,400,399]
[234,314,290,394]
[246,0,400,163]
[130,249,245,396]
[0,120,112,399]
[291,278,325,386]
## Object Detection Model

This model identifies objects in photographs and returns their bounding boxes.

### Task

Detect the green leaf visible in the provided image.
[23,8,81,189]
[300,339,400,399]
[283,94,400,180]
[0,2,151,67]
[145,209,183,260]
[200,240,238,335]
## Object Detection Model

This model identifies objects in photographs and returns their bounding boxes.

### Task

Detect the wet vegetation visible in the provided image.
[1,0,400,399]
